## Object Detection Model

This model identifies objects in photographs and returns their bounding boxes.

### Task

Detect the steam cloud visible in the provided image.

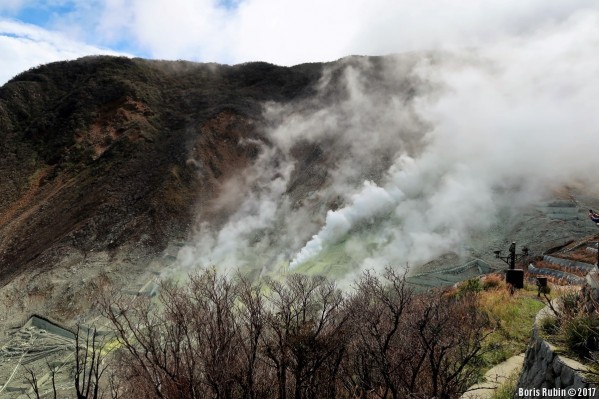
[290,181,397,268]
[180,11,599,278]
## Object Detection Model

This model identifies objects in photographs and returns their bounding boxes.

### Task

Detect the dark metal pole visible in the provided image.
[509,242,516,270]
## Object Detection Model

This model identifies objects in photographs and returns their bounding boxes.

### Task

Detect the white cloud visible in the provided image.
[3,1,598,81]
[287,9,599,271]
[89,0,599,65]
[0,18,127,84]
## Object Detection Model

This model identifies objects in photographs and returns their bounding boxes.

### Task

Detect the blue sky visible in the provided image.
[13,2,76,29]
[1,1,598,84]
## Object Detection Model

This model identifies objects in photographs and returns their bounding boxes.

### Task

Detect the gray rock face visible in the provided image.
[516,307,599,398]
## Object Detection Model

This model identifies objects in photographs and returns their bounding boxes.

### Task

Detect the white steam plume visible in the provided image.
[290,181,397,268]
[178,55,429,274]
[290,11,599,271]
[181,10,599,279]
[178,144,296,271]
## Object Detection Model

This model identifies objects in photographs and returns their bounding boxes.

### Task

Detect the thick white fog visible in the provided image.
[177,11,599,278]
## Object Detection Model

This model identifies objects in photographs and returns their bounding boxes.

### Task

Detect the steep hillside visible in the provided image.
[2,54,599,329]
[0,56,336,321]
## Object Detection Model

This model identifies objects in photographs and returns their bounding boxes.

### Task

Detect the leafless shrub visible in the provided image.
[29,268,493,399]
[25,325,112,399]
[341,269,491,399]
[262,274,349,399]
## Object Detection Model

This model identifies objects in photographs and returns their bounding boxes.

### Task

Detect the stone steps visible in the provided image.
[461,354,524,399]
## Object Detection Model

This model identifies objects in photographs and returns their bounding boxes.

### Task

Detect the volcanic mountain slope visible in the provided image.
[2,54,599,330]
[0,57,323,320]
[0,55,427,325]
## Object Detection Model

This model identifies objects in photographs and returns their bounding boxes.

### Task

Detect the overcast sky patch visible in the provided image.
[1,1,598,84]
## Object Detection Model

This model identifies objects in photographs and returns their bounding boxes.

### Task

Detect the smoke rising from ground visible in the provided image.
[180,11,599,278]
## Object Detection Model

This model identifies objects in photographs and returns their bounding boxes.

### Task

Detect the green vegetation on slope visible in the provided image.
[454,276,545,372]
[537,289,599,382]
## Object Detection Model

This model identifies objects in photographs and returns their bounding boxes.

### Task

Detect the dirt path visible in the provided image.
[461,353,524,399]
